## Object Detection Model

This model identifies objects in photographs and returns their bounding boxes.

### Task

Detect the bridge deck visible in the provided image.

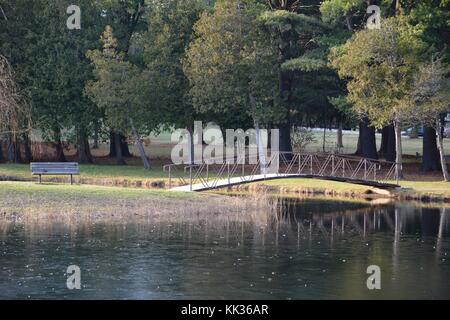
[170,174,400,192]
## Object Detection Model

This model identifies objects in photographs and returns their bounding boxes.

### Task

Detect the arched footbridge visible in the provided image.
[164,152,400,192]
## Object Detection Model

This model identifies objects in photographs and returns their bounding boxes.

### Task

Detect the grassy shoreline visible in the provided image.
[0,181,274,223]
[242,178,450,202]
[1,164,450,203]
[0,163,171,188]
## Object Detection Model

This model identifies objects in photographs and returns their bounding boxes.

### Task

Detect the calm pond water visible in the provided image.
[0,197,449,299]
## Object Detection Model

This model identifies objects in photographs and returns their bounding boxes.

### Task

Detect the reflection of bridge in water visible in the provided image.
[164,151,400,192]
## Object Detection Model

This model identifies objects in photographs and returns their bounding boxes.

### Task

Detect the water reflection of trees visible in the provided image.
[1,197,449,299]
[278,199,450,240]
[2,197,448,246]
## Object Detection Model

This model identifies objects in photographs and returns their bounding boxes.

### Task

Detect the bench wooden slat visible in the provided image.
[31,163,78,167]
[32,171,80,175]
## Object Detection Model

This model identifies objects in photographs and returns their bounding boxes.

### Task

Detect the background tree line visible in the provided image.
[0,0,449,180]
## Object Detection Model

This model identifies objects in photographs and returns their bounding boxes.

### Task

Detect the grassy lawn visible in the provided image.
[263,178,372,193]
[0,181,188,199]
[397,180,450,197]
[0,163,168,181]
[260,178,450,198]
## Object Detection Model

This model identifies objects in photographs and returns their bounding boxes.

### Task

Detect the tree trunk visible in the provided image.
[109,131,116,156]
[422,126,440,172]
[278,67,292,157]
[6,137,14,162]
[53,128,66,162]
[337,121,344,149]
[394,120,403,180]
[54,140,66,162]
[121,135,132,157]
[6,136,21,163]
[93,121,99,149]
[114,132,126,166]
[436,119,449,182]
[110,131,132,158]
[129,116,150,170]
[23,134,33,163]
[355,118,378,159]
[322,126,327,152]
[278,121,292,154]
[379,127,388,155]
[379,125,396,162]
[77,129,93,164]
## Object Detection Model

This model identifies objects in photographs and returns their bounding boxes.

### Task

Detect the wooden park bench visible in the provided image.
[30,162,80,184]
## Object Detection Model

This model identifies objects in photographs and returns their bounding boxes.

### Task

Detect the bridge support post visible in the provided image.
[227,163,230,185]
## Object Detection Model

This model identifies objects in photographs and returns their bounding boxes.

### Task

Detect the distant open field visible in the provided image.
[29,128,450,162]
[135,129,450,157]
[306,129,450,156]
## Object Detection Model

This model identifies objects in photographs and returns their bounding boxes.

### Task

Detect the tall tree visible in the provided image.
[330,16,427,179]
[320,0,386,159]
[184,0,281,151]
[407,0,450,171]
[86,26,151,169]
[411,57,450,181]
[142,0,207,163]
[259,0,327,154]
[100,0,146,159]
[0,0,106,163]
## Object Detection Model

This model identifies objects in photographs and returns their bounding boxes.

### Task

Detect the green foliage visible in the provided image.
[1,0,448,165]
[282,56,327,72]
[184,0,280,125]
[86,26,152,134]
[320,0,365,24]
[411,57,450,126]
[0,0,105,143]
[142,0,207,129]
[291,127,317,151]
[330,16,427,128]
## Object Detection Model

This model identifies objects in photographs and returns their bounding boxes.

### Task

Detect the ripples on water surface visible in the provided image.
[0,197,449,299]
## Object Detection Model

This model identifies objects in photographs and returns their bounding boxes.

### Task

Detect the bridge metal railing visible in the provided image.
[277,152,398,184]
[163,151,399,190]
[163,153,279,191]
